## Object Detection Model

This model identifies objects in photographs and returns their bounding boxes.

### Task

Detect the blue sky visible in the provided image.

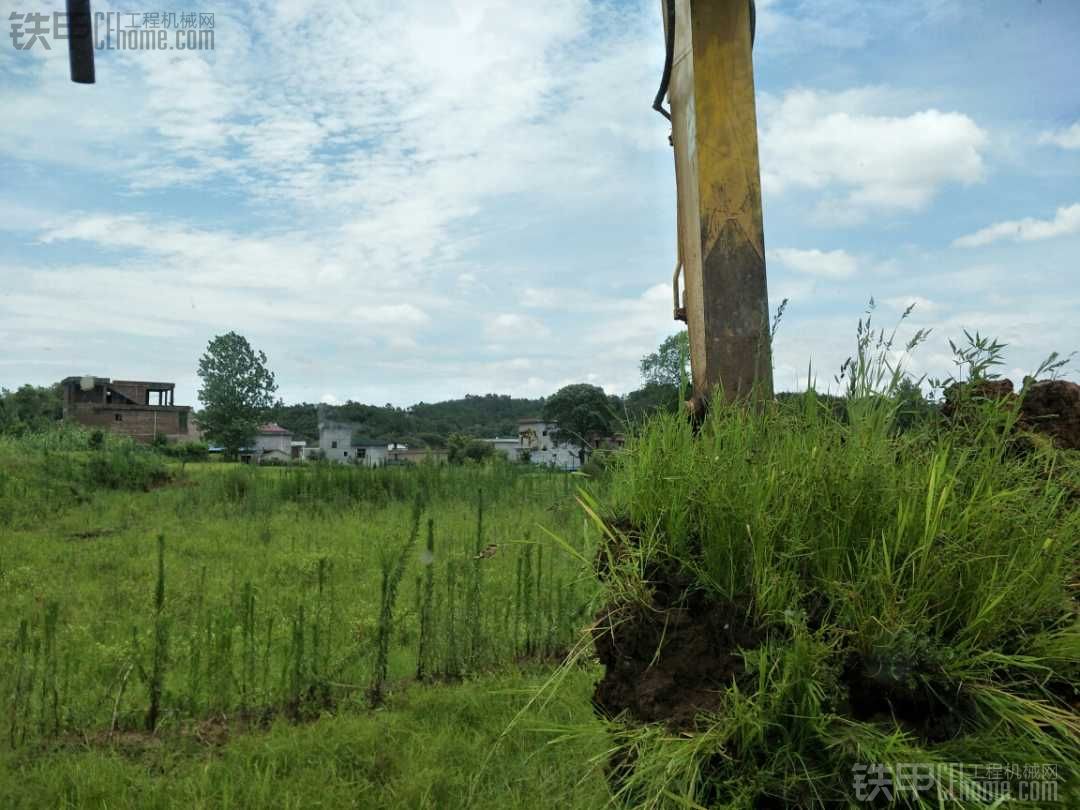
[1,0,1078,406]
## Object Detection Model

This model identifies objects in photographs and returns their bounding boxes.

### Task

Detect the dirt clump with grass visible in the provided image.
[1021,379,1080,449]
[944,377,1080,450]
[592,560,762,729]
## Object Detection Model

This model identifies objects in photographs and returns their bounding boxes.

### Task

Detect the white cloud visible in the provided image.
[485,313,551,340]
[771,248,857,279]
[953,204,1080,248]
[760,87,987,222]
[521,287,564,309]
[1038,122,1080,150]
[882,295,940,315]
[352,304,431,328]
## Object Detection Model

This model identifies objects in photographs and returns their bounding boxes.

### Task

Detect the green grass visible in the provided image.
[0,438,599,747]
[3,327,1078,808]
[587,374,1080,807]
[0,668,608,809]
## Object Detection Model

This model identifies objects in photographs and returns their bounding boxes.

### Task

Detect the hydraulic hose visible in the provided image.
[652,0,756,121]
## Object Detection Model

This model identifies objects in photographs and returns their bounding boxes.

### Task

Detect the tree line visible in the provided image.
[0,329,699,457]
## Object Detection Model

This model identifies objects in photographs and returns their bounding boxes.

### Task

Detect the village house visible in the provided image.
[517,417,582,470]
[317,414,451,466]
[61,376,195,444]
[317,417,394,466]
[390,446,449,465]
[250,423,293,464]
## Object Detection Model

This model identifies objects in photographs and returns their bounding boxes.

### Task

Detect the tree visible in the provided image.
[621,382,681,423]
[0,383,63,435]
[446,432,496,465]
[640,330,689,388]
[542,383,615,463]
[196,332,278,459]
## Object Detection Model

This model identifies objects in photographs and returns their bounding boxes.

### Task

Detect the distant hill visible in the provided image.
[268,394,546,446]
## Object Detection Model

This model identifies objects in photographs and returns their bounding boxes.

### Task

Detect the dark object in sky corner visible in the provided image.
[67,0,95,84]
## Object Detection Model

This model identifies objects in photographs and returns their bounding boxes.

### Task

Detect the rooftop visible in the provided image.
[258,423,292,435]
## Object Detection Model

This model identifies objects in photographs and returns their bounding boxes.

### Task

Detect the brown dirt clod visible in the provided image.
[592,563,762,730]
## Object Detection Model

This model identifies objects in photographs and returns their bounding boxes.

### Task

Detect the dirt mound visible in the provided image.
[1020,380,1080,450]
[592,562,762,730]
[943,378,1080,450]
[941,378,1015,419]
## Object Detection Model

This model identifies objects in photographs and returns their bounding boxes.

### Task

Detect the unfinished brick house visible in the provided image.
[61,376,193,443]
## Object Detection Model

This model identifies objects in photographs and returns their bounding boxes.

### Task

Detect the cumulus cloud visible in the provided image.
[771,248,857,279]
[760,87,987,222]
[953,204,1080,248]
[1038,123,1080,150]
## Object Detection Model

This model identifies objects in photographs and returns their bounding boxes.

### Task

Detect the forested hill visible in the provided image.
[268,394,546,446]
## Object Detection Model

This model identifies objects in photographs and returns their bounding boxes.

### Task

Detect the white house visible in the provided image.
[482,437,522,461]
[518,418,581,470]
[317,416,397,466]
[356,442,389,466]
[250,423,293,463]
[318,419,358,463]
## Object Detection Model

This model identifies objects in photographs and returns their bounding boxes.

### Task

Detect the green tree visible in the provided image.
[621,382,681,422]
[0,383,63,435]
[196,332,278,459]
[892,377,935,434]
[446,432,496,465]
[640,330,689,388]
[542,383,614,463]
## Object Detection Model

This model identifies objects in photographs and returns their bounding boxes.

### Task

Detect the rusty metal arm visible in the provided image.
[661,0,772,406]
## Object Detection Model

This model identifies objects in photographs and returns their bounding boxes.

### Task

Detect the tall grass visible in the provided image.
[0,453,594,745]
[585,325,1080,808]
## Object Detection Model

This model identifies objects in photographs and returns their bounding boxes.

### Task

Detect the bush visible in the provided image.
[159,439,210,462]
[447,433,496,465]
[84,445,170,490]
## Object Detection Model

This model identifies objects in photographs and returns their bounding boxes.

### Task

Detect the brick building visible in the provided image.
[61,376,193,444]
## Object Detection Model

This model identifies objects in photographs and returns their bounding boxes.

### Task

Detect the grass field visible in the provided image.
[0,436,609,807]
[3,350,1079,809]
[0,668,608,809]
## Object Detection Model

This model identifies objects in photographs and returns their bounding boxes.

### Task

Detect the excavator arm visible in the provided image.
[659,0,772,414]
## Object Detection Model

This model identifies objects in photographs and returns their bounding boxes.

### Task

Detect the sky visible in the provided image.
[1,0,1078,407]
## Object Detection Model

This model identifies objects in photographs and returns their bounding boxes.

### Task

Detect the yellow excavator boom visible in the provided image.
[661,0,772,411]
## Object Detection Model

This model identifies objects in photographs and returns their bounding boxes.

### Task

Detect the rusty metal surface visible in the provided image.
[663,0,772,404]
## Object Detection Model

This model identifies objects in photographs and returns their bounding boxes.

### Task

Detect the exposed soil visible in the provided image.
[593,553,975,742]
[592,561,763,730]
[841,653,970,743]
[943,377,1080,451]
[1020,379,1080,450]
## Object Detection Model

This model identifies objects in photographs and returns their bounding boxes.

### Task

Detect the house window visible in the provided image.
[179,412,188,432]
[331,440,338,449]
[357,448,367,459]
[115,413,122,422]
[343,451,348,457]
